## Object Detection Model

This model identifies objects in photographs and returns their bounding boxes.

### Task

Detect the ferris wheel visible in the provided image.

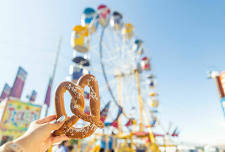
[68,5,160,136]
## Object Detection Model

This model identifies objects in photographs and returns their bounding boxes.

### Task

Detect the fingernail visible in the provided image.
[56,115,65,123]
[50,120,57,124]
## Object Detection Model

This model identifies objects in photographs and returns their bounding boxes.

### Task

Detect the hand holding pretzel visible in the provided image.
[53,74,104,139]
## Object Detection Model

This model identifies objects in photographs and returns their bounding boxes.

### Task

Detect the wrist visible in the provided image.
[14,135,32,152]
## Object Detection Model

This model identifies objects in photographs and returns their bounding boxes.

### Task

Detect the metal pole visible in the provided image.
[116,75,123,134]
[135,69,159,151]
[77,139,81,152]
[135,69,144,132]
[52,37,62,83]
[45,37,62,116]
[143,109,155,144]
[143,109,160,152]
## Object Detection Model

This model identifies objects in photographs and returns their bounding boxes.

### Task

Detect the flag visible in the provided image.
[84,91,90,99]
[0,83,11,101]
[44,77,53,107]
[125,118,135,127]
[30,90,37,102]
[111,120,119,128]
[100,101,111,122]
[171,127,179,137]
[10,66,27,98]
[111,106,123,128]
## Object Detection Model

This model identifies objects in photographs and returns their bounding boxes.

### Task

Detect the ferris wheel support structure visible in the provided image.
[135,69,144,132]
[116,75,123,134]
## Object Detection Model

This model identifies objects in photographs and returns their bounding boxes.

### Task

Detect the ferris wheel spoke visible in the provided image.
[101,41,120,58]
[99,78,118,92]
[104,28,122,54]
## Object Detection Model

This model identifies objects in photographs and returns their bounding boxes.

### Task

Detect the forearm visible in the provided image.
[0,135,32,152]
[0,140,25,152]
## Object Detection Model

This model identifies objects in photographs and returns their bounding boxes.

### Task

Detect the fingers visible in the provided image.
[51,135,69,144]
[36,115,57,124]
[48,115,66,130]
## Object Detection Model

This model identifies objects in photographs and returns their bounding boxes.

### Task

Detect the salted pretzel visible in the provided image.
[53,74,104,139]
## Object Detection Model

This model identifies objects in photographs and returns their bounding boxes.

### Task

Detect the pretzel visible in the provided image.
[52,74,104,139]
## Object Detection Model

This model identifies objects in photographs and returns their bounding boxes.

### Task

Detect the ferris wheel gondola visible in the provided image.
[110,11,123,30]
[97,5,111,27]
[133,39,144,55]
[71,25,89,53]
[81,7,98,33]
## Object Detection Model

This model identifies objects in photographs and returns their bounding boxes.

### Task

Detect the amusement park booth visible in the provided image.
[0,97,42,145]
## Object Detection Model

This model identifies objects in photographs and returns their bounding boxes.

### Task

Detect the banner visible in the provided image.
[0,83,11,101]
[104,107,123,128]
[30,90,37,102]
[44,77,53,107]
[0,99,41,138]
[111,107,123,128]
[84,91,90,99]
[10,67,27,98]
[171,127,179,137]
[125,118,135,127]
[100,101,111,122]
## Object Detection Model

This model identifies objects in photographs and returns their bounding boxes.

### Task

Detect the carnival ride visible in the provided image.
[68,5,179,152]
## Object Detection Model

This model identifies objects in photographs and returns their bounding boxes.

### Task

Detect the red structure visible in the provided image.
[9,67,27,99]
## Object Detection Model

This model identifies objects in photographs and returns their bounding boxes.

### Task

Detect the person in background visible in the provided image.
[108,136,114,152]
[67,144,74,152]
[53,141,69,152]
[0,115,69,152]
[100,136,106,152]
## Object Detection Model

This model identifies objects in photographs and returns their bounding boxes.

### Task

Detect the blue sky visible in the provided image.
[0,0,225,145]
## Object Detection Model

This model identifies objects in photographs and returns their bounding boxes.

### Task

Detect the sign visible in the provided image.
[0,99,41,138]
[219,71,225,97]
[220,97,225,117]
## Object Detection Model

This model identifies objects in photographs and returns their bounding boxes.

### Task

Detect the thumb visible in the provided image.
[49,115,66,130]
